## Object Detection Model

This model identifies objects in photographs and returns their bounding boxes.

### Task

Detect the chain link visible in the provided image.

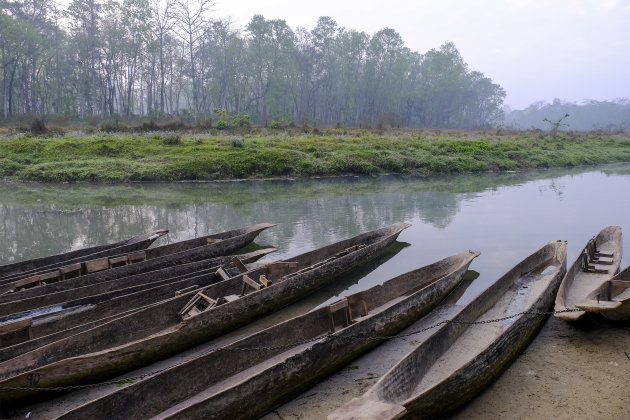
[0,308,581,393]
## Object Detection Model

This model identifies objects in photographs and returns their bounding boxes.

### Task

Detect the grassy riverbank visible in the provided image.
[1,129,629,182]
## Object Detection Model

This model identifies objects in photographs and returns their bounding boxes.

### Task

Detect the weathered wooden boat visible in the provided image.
[554,226,622,322]
[0,222,409,405]
[0,248,273,323]
[0,223,274,304]
[576,265,630,320]
[52,250,480,420]
[0,249,276,358]
[329,240,567,420]
[0,230,167,282]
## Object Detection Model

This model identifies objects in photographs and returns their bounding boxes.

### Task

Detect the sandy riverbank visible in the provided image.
[262,315,629,419]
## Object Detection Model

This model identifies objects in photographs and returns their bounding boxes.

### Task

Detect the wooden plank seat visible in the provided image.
[240,274,272,295]
[14,269,63,291]
[0,318,33,348]
[327,298,352,332]
[179,292,218,319]
[230,257,248,273]
[179,290,243,319]
[215,257,250,282]
[108,255,129,268]
[59,263,82,280]
[347,293,369,318]
[266,261,298,277]
[586,239,613,264]
[582,251,609,274]
[127,251,147,264]
[85,257,110,274]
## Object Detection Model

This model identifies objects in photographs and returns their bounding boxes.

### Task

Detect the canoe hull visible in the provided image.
[331,240,567,420]
[60,250,479,420]
[0,223,409,405]
[0,230,167,281]
[0,223,274,310]
[0,249,276,363]
[554,226,622,322]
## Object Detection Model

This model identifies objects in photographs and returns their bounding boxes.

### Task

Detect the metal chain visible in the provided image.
[0,308,582,392]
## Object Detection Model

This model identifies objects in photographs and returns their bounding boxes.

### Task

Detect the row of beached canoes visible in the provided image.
[0,223,626,419]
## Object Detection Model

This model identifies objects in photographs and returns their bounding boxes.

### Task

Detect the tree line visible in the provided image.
[504,98,630,132]
[0,0,506,128]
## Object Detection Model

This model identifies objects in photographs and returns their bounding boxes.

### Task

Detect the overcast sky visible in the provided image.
[213,0,630,110]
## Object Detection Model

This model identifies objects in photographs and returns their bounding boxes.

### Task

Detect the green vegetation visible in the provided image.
[0,129,629,183]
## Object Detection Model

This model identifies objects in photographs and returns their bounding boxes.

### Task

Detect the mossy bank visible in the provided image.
[1,129,629,182]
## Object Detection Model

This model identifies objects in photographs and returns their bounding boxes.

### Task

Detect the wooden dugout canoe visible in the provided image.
[576,265,630,320]
[0,222,409,405]
[554,226,622,322]
[56,250,480,420]
[330,240,567,420]
[0,230,167,282]
[0,248,276,359]
[0,223,274,307]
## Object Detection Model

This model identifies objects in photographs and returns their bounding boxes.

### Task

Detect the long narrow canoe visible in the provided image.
[0,223,275,297]
[58,249,479,420]
[0,222,409,405]
[0,230,167,282]
[0,247,275,326]
[330,240,567,420]
[0,248,276,358]
[555,226,622,322]
[0,223,274,308]
[576,265,630,320]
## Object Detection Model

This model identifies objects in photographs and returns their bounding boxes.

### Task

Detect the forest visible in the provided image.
[504,98,630,132]
[0,0,506,129]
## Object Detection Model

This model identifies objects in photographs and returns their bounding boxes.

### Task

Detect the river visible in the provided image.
[2,163,629,305]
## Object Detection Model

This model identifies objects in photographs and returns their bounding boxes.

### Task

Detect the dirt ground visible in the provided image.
[262,315,630,420]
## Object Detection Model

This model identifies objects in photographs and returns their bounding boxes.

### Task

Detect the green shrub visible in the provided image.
[270,120,279,129]
[0,158,23,176]
[230,138,244,147]
[216,120,228,130]
[232,113,251,127]
[162,134,181,145]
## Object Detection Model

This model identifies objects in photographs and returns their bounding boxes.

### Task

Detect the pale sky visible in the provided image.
[213,0,630,110]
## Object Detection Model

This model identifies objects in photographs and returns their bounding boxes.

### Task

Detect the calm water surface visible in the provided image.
[1,163,629,306]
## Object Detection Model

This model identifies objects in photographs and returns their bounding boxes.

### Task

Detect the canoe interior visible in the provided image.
[576,264,630,320]
[59,250,478,420]
[555,226,622,321]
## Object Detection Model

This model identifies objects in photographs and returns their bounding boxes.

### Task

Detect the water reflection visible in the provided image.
[1,163,630,304]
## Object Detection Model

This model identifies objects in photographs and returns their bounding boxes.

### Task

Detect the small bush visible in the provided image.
[232,113,251,128]
[162,134,181,145]
[216,119,228,130]
[0,158,23,176]
[30,118,50,135]
[270,120,279,129]
[230,138,244,147]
